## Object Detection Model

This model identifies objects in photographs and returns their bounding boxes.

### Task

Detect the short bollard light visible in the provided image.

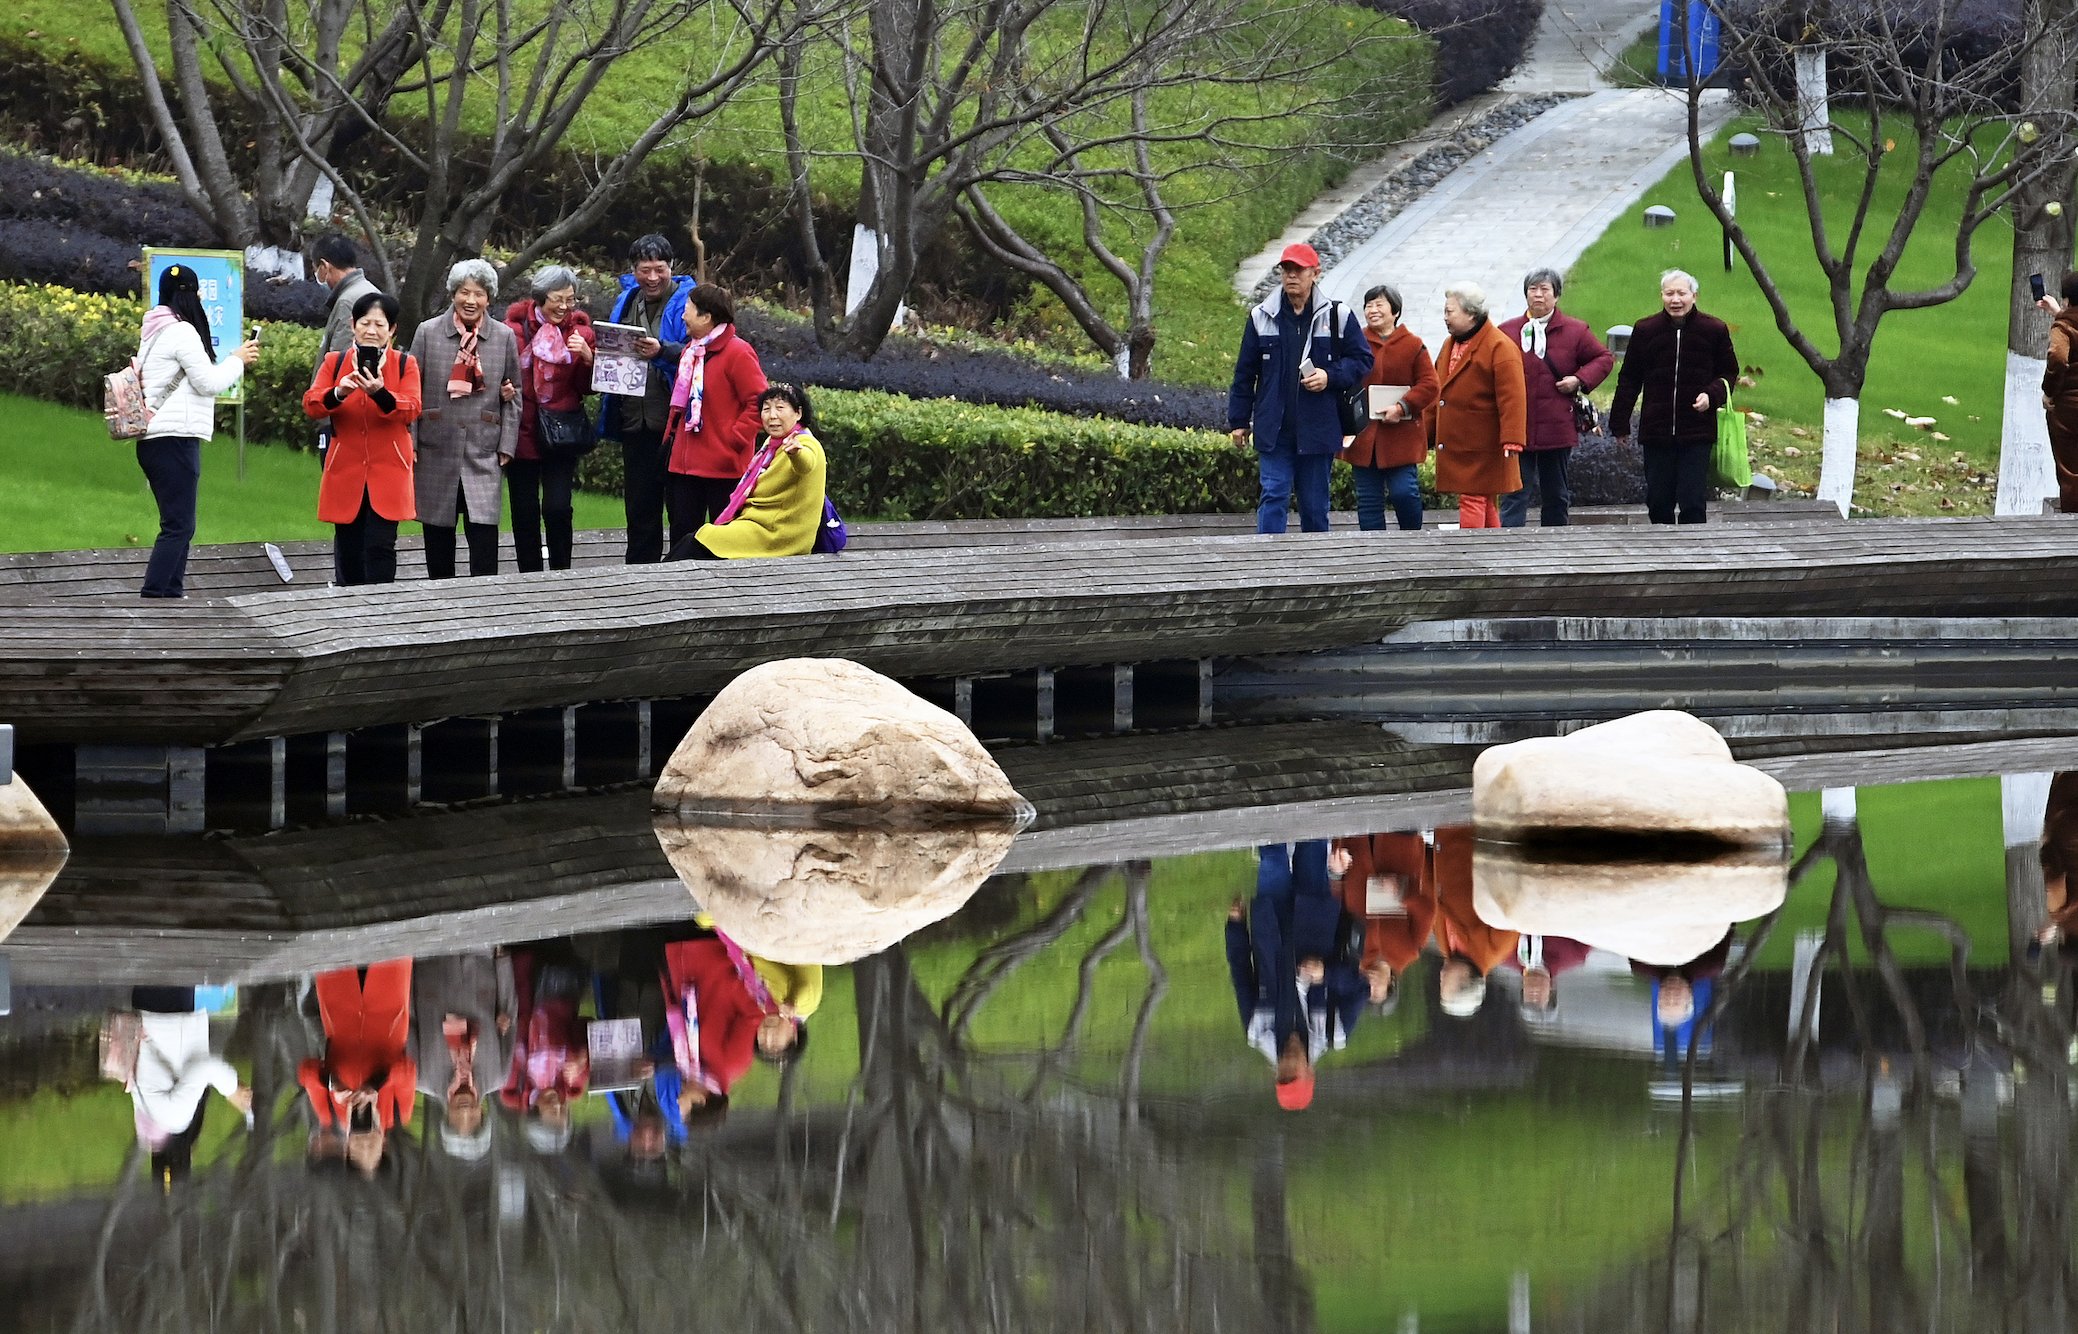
[1729,133,1760,157]
[1644,204,1677,228]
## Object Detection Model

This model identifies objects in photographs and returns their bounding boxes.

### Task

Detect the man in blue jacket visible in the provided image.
[1225,840,1368,1111]
[1229,243,1372,534]
[599,234,697,563]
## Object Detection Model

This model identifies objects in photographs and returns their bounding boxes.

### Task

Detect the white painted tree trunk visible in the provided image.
[1998,351,2058,514]
[1820,786,1857,827]
[2004,772,2052,848]
[843,224,907,326]
[1817,397,1859,515]
[1795,50,1833,155]
[305,175,335,221]
[1114,348,1131,379]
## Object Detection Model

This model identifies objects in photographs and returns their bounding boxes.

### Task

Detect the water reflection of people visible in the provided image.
[409,952,515,1160]
[1328,833,1437,1011]
[1505,935,1592,1017]
[501,943,591,1150]
[1630,928,1732,1026]
[299,960,415,1176]
[1226,841,1366,1110]
[2035,772,2078,959]
[659,924,778,1119]
[1431,827,1519,1018]
[130,987,252,1189]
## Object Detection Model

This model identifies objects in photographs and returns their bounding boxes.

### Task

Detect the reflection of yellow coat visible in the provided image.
[697,429,827,559]
[752,959,824,1018]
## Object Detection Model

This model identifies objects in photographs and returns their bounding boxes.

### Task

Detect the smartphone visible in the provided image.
[2032,273,2047,302]
[356,344,381,376]
[1298,357,1316,378]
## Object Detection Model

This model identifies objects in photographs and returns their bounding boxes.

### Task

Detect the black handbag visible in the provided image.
[536,404,597,458]
[1327,301,1366,436]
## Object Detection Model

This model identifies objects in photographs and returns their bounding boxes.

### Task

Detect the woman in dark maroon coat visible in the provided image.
[505,267,596,573]
[1495,269,1613,528]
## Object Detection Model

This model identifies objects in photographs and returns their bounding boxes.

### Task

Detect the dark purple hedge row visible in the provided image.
[1371,0,1545,106]
[0,215,330,323]
[0,152,217,248]
[731,307,1230,431]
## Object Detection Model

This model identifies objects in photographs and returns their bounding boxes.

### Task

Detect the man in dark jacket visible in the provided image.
[598,235,698,564]
[1497,269,1614,528]
[1225,840,1367,1111]
[1608,268,1739,524]
[1229,244,1373,534]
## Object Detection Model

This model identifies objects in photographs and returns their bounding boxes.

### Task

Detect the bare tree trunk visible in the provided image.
[1998,0,2078,516]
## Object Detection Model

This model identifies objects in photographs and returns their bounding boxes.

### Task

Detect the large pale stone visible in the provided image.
[1472,710,1788,848]
[1473,846,1788,966]
[0,778,69,945]
[653,817,1019,963]
[654,658,1028,823]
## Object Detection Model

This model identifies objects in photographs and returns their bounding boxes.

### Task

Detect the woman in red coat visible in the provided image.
[1495,269,1614,528]
[1340,284,1440,532]
[506,267,596,572]
[304,291,422,585]
[661,932,768,1119]
[299,957,415,1176]
[664,285,768,559]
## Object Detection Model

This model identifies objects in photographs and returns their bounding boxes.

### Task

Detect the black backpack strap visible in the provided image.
[1329,301,1343,360]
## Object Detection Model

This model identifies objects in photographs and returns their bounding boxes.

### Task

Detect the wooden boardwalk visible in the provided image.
[5,515,2078,746]
[9,722,2074,984]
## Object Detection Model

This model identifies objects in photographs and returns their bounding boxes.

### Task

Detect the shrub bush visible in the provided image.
[0,150,217,248]
[1370,0,1545,105]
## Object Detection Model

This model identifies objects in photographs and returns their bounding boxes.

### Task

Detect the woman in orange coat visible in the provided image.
[1329,830,1438,1008]
[305,291,422,585]
[1430,825,1520,1017]
[1427,282,1526,529]
[1342,284,1441,532]
[299,957,415,1177]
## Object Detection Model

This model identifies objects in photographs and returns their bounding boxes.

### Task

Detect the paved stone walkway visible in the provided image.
[1320,87,1733,346]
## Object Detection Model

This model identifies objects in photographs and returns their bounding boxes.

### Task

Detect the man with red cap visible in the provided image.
[1229,243,1373,534]
[1225,840,1366,1112]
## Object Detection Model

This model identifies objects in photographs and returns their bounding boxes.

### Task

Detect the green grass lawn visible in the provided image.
[1565,116,2015,470]
[0,394,623,554]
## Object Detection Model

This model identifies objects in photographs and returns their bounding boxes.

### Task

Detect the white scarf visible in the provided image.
[1520,313,1552,359]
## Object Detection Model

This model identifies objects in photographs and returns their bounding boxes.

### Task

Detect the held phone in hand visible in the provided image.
[1298,357,1316,378]
[356,344,382,376]
[2032,273,2048,302]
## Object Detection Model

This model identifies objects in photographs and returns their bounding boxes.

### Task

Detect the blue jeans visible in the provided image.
[1351,462,1424,531]
[137,436,201,597]
[1256,445,1332,533]
[1501,446,1573,528]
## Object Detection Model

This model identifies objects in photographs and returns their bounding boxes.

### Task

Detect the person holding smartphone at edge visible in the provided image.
[305,291,423,586]
[2038,271,2078,512]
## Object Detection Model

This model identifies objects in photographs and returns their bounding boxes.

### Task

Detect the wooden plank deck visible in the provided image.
[3,515,2074,746]
[0,503,1841,602]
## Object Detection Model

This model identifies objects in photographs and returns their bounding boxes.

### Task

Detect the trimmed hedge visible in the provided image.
[1372,0,1545,105]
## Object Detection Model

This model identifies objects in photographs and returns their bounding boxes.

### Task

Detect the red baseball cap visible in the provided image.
[1275,1075,1315,1111]
[1278,243,1321,269]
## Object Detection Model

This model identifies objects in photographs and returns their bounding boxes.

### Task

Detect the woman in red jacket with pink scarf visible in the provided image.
[663,285,768,559]
[505,266,595,572]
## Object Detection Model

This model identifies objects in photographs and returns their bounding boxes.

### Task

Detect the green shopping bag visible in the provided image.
[1712,390,1752,490]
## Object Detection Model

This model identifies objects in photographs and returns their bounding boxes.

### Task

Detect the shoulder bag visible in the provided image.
[1327,301,1366,436]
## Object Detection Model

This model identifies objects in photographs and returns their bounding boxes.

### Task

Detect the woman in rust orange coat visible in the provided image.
[1425,282,1526,529]
[1341,283,1440,531]
[305,290,423,585]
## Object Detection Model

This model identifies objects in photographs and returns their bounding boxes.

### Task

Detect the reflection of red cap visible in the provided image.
[1275,1076,1315,1111]
[1278,243,1321,269]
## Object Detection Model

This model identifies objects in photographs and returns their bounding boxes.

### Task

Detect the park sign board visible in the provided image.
[142,248,245,405]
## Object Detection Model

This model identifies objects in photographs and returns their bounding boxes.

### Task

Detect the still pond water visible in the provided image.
[1,763,2071,1333]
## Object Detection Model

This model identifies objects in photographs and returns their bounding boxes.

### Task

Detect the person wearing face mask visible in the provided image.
[1426,283,1526,529]
[1608,269,1740,524]
[304,291,423,586]
[1339,284,1440,532]
[1496,269,1613,528]
[669,383,827,560]
[409,260,520,579]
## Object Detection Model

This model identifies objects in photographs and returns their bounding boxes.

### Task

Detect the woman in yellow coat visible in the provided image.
[669,383,827,560]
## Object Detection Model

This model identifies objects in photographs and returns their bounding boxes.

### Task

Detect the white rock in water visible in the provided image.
[1472,846,1787,966]
[1472,710,1788,847]
[0,778,69,945]
[654,818,1019,964]
[654,658,1028,822]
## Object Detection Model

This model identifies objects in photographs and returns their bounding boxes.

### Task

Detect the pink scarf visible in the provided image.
[669,326,727,432]
[662,970,723,1095]
[517,308,573,402]
[448,313,484,399]
[717,930,780,1013]
[713,428,800,526]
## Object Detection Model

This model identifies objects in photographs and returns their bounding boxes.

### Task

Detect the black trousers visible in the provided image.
[136,436,201,597]
[1643,442,1713,524]
[335,488,400,585]
[665,473,736,554]
[620,428,672,564]
[507,455,576,571]
[1501,446,1573,528]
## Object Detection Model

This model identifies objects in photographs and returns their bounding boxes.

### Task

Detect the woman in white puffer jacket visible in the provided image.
[135,263,258,598]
